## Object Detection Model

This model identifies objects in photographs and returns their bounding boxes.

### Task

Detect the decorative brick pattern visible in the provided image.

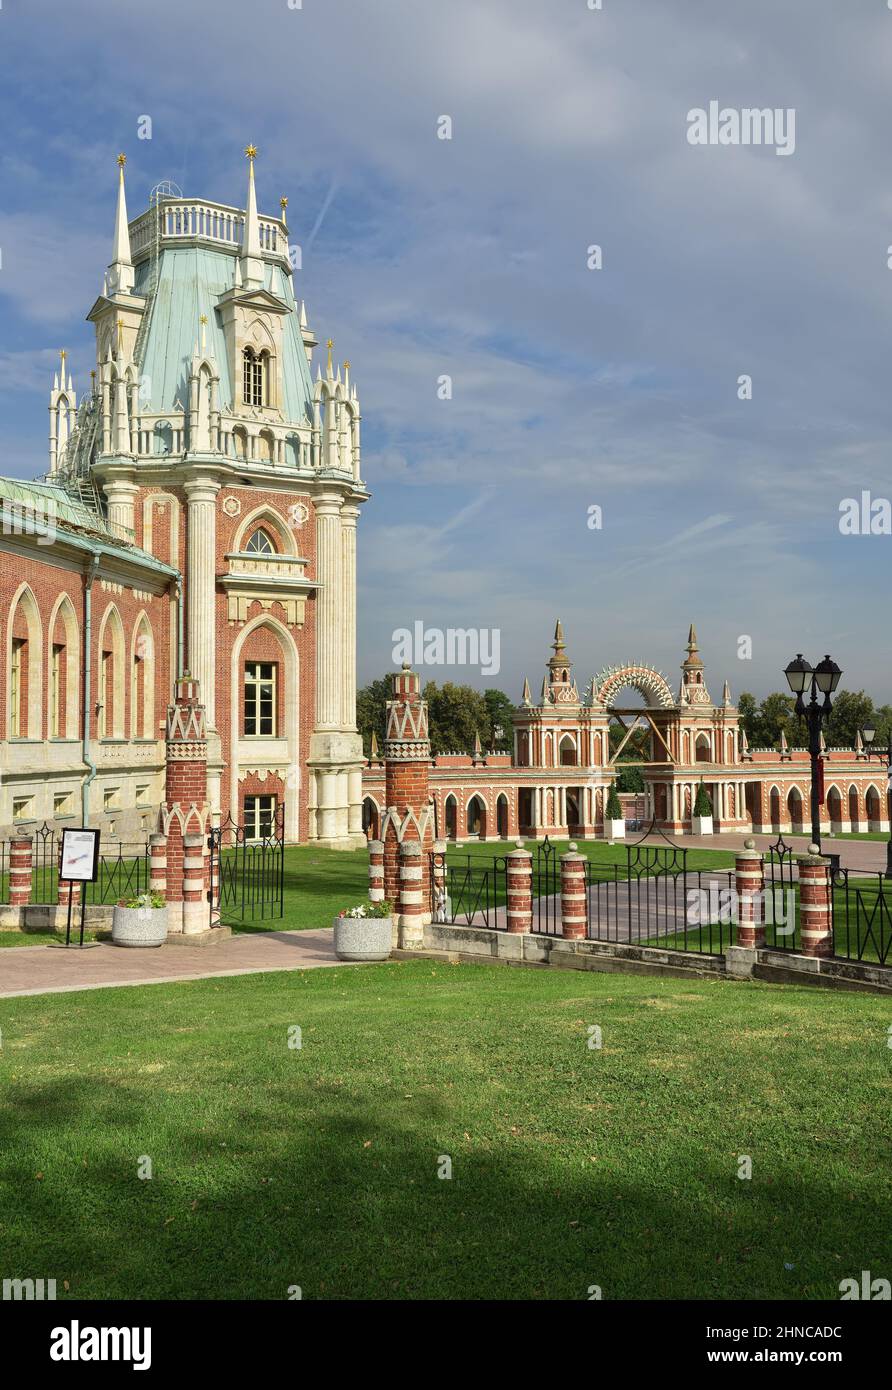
[798,851,833,958]
[560,846,587,940]
[735,840,765,948]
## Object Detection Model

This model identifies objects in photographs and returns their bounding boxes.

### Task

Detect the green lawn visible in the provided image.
[0,961,889,1300]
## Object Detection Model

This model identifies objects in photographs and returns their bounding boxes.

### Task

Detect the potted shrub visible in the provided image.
[112,890,168,948]
[692,780,714,835]
[334,899,395,961]
[605,783,625,841]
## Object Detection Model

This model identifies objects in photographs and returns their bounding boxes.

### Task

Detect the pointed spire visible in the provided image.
[370,730,379,760]
[521,676,531,705]
[326,338,334,376]
[343,360,350,391]
[780,730,789,757]
[819,728,826,754]
[540,674,551,704]
[240,144,264,287]
[722,679,731,706]
[855,727,864,755]
[107,153,135,295]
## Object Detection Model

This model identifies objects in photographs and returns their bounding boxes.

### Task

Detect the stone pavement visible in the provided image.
[0,928,349,1000]
[651,830,887,873]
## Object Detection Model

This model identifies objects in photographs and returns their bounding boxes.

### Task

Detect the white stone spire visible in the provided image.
[107,154,135,295]
[240,144,264,288]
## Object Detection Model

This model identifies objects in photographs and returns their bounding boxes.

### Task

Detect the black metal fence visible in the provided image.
[208,809,285,928]
[764,835,799,951]
[830,865,892,965]
[0,840,9,904]
[29,823,151,905]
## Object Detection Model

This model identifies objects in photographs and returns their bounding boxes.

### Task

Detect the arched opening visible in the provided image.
[517,731,529,766]
[245,527,277,555]
[467,795,486,839]
[8,585,42,739]
[826,786,843,832]
[769,786,782,833]
[258,429,275,463]
[787,786,804,833]
[745,782,762,829]
[243,347,264,407]
[232,426,248,461]
[695,733,711,763]
[496,794,508,838]
[153,420,173,456]
[131,615,154,740]
[558,733,577,767]
[566,790,580,834]
[362,797,380,840]
[866,785,883,831]
[48,595,79,740]
[848,785,860,832]
[444,794,457,840]
[98,606,126,739]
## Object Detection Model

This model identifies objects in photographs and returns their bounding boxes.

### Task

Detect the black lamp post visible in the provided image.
[783,653,843,852]
[859,724,892,878]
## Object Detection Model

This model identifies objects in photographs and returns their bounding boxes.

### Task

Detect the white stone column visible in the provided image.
[184,476,220,729]
[314,493,342,730]
[340,503,360,731]
[103,476,139,539]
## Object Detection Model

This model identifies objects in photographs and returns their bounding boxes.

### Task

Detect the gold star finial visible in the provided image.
[60,348,67,363]
[343,360,350,371]
[326,338,334,374]
[280,196,288,211]
[117,318,125,350]
[117,152,127,169]
[244,143,258,161]
[199,314,208,325]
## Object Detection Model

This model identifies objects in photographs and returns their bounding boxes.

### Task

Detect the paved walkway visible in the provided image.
[637,830,888,873]
[0,928,348,1000]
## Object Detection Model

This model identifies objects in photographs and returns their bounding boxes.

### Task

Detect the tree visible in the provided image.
[752,692,800,748]
[826,690,875,749]
[483,688,515,752]
[356,675,392,756]
[424,681,490,755]
[694,780,713,817]
[605,783,623,820]
[737,692,758,743]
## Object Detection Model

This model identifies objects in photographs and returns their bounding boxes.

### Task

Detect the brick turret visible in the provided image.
[381,664,434,935]
[163,672,210,933]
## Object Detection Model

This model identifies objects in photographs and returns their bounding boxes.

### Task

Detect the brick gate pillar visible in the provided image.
[182,834,207,936]
[735,839,765,948]
[9,836,33,906]
[149,834,167,899]
[398,840,424,949]
[381,664,434,948]
[163,673,210,934]
[506,842,532,934]
[560,845,587,940]
[798,847,833,958]
[368,839,385,903]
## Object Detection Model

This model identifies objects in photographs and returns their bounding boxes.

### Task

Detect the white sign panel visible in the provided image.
[60,828,100,882]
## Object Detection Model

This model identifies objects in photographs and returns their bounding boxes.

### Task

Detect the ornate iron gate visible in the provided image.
[208,808,285,928]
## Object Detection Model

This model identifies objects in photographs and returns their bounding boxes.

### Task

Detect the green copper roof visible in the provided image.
[0,475,178,577]
[135,247,314,423]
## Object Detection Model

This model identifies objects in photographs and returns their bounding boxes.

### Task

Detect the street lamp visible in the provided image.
[783,653,843,851]
[859,725,892,878]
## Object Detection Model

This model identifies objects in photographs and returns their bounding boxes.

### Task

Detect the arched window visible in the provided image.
[232,427,248,460]
[98,606,126,740]
[243,348,264,407]
[8,586,42,739]
[153,420,173,456]
[49,596,79,740]
[131,616,155,740]
[245,528,276,555]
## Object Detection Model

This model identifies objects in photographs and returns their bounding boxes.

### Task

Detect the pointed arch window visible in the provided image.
[243,348,264,407]
[245,528,276,555]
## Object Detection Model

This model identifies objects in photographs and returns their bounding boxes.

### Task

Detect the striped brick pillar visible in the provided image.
[149,834,167,899]
[182,833,207,936]
[164,673,208,930]
[398,839,424,949]
[430,837,447,921]
[368,839,385,903]
[560,845,587,940]
[506,841,532,934]
[57,874,81,905]
[382,665,433,912]
[735,838,764,948]
[9,836,33,907]
[798,847,832,958]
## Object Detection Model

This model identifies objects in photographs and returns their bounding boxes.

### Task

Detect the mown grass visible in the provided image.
[0,961,889,1300]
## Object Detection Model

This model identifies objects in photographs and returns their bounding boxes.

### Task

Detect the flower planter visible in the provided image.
[605,818,625,842]
[111,904,168,948]
[692,815,713,835]
[333,915,392,961]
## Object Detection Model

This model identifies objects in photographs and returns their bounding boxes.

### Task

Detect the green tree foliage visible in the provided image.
[355,675,392,756]
[694,780,713,817]
[483,688,516,752]
[737,692,758,743]
[424,681,489,755]
[605,783,623,820]
[826,690,875,748]
[609,720,647,792]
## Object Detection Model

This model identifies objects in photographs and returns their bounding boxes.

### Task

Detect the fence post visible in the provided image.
[57,837,81,906]
[182,833,207,936]
[368,839,384,903]
[150,834,167,899]
[398,840,424,949]
[430,838,447,921]
[798,846,832,958]
[561,844,587,940]
[506,841,532,934]
[9,836,33,906]
[735,839,764,948]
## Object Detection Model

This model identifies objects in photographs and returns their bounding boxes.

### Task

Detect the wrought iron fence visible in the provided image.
[829,865,892,965]
[0,840,9,904]
[431,850,507,927]
[29,824,152,905]
[208,808,285,927]
[764,834,799,951]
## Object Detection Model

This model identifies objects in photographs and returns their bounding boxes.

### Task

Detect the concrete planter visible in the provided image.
[606,818,625,841]
[111,904,168,948]
[692,815,713,835]
[333,915,392,961]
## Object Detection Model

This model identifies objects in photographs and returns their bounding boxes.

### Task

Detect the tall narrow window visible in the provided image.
[10,637,24,737]
[100,649,113,738]
[244,661,276,736]
[243,794,277,840]
[243,348,264,407]
[50,643,63,738]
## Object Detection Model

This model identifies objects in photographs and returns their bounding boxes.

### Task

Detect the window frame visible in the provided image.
[243,660,277,737]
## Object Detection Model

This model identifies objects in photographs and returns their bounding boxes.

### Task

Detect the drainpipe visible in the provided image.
[81,552,101,826]
[174,575,184,679]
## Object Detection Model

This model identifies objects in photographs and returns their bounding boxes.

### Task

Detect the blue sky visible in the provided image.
[1,0,891,703]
